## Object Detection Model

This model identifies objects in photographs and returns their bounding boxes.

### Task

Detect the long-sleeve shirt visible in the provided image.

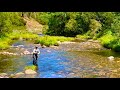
[32,49,40,54]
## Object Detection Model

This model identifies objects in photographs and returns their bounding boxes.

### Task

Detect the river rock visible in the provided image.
[15,72,25,76]
[25,69,37,75]
[9,74,15,78]
[0,52,18,56]
[0,73,8,76]
[50,46,59,49]
[0,73,9,78]
[18,45,24,47]
[61,41,76,44]
[47,50,51,52]
[14,72,25,78]
[108,56,114,61]
[41,45,46,48]
[23,50,31,55]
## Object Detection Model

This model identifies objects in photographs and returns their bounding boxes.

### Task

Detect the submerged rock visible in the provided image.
[108,56,114,61]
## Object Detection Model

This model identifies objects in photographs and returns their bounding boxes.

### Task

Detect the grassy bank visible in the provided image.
[76,33,120,52]
[0,31,75,49]
[25,65,37,71]
[34,35,74,47]
[0,31,39,50]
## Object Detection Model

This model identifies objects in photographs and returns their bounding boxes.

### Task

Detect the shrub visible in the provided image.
[98,34,116,45]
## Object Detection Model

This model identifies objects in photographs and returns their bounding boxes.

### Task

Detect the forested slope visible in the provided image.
[0,12,120,52]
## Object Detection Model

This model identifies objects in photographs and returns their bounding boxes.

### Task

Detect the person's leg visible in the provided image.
[33,54,35,65]
[35,54,38,66]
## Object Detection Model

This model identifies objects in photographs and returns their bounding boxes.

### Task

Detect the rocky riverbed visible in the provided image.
[1,39,120,78]
[0,69,38,78]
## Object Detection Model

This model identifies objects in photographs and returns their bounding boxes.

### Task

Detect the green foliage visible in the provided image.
[34,36,74,47]
[89,19,102,36]
[76,35,90,39]
[0,37,12,50]
[6,31,39,40]
[1,12,120,52]
[47,12,67,36]
[20,33,39,40]
[42,25,49,34]
[0,31,39,49]
[0,12,26,37]
[36,13,51,25]
[25,65,37,71]
[98,31,117,49]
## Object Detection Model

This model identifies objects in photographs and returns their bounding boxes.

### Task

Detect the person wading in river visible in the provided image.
[32,46,40,66]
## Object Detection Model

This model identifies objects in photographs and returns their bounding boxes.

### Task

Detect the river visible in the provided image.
[0,40,120,78]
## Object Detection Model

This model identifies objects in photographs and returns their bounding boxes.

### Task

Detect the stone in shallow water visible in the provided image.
[23,50,31,55]
[14,72,25,78]
[107,56,114,61]
[0,73,9,78]
[25,69,37,75]
[0,73,8,76]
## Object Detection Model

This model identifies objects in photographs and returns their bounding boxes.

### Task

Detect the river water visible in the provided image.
[0,40,120,78]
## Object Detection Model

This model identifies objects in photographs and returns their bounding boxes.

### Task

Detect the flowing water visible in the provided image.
[0,40,120,78]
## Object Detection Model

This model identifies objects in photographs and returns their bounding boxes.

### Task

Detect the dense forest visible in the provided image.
[0,12,120,52]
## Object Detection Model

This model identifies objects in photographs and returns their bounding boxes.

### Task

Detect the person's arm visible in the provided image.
[37,49,40,54]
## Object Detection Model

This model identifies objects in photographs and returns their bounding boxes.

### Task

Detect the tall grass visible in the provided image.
[76,34,91,39]
[24,65,37,71]
[6,32,39,40]
[0,37,12,50]
[0,31,39,50]
[34,35,74,47]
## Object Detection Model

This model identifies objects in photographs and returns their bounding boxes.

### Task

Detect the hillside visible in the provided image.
[23,16,43,34]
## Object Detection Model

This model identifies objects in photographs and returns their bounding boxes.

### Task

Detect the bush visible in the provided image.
[98,34,116,45]
[111,39,120,52]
